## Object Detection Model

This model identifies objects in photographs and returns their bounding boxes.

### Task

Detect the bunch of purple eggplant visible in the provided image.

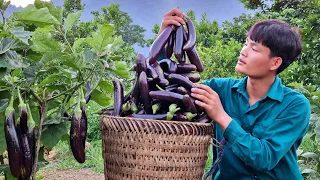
[4,88,35,180]
[105,17,211,123]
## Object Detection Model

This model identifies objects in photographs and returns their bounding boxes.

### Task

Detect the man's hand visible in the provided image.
[191,84,232,131]
[158,8,185,36]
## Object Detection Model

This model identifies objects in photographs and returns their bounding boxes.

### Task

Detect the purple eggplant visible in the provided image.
[126,113,167,120]
[148,26,174,64]
[151,61,169,87]
[181,72,201,83]
[182,94,198,114]
[149,91,184,103]
[70,103,86,163]
[174,25,184,63]
[176,63,197,73]
[19,134,32,180]
[186,47,204,72]
[146,63,159,80]
[4,96,21,177]
[168,73,196,90]
[137,109,145,114]
[158,59,178,73]
[136,53,147,75]
[183,16,196,51]
[80,106,87,150]
[102,109,114,116]
[165,31,175,58]
[194,113,212,123]
[112,78,124,116]
[176,86,190,95]
[139,71,152,114]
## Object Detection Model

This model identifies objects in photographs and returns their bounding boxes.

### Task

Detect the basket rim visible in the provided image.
[100,114,213,127]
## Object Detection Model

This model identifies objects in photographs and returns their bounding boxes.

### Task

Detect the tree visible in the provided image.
[91,4,149,47]
[63,0,84,19]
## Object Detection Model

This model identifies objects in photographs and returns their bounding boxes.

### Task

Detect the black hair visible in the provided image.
[247,19,302,74]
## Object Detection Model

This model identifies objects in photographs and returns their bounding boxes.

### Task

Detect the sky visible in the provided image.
[4,0,254,56]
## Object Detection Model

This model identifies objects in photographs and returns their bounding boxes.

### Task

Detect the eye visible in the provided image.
[252,48,258,51]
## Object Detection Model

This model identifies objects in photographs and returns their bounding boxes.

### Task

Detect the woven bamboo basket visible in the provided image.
[100,115,213,180]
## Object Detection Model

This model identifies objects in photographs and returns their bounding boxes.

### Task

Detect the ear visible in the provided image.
[270,57,282,71]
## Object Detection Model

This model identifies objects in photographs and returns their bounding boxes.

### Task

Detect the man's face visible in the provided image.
[235,38,276,78]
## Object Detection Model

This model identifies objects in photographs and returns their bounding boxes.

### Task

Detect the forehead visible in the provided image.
[246,38,266,48]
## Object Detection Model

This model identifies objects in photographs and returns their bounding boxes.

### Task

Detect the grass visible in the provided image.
[300,133,318,153]
[41,139,104,174]
[298,133,320,179]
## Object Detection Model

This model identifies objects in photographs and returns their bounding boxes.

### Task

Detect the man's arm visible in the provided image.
[222,96,310,171]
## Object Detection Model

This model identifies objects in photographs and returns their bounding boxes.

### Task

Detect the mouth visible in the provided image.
[238,58,246,64]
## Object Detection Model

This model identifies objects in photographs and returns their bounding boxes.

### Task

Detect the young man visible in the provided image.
[158,8,311,179]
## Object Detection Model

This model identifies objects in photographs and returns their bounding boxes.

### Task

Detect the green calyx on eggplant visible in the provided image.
[167,104,180,120]
[174,112,197,121]
[148,25,174,64]
[158,59,177,73]
[4,95,21,178]
[112,77,124,116]
[139,71,152,114]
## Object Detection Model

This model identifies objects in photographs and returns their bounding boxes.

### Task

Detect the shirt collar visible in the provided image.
[232,76,284,102]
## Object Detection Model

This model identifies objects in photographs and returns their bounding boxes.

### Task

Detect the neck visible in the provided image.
[246,74,276,103]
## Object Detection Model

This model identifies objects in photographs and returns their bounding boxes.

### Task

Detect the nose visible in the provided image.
[240,45,248,57]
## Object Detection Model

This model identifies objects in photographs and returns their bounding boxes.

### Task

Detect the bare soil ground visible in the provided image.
[42,169,104,180]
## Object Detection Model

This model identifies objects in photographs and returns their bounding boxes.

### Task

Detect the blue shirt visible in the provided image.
[204,76,310,180]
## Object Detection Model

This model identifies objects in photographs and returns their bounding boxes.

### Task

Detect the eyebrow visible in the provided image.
[246,38,260,47]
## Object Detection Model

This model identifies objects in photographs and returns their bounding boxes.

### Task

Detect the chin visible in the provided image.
[235,65,246,75]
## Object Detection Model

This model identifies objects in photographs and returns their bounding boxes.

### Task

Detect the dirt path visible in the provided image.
[42,169,104,180]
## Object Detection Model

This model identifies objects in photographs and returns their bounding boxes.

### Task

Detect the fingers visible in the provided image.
[158,8,185,36]
[190,92,209,104]
[195,84,216,95]
[164,8,184,18]
[162,16,185,27]
[190,85,218,104]
[194,99,209,109]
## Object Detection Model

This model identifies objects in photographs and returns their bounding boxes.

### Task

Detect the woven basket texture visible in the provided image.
[100,115,213,180]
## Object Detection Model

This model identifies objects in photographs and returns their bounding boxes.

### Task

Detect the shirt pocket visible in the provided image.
[251,124,268,139]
